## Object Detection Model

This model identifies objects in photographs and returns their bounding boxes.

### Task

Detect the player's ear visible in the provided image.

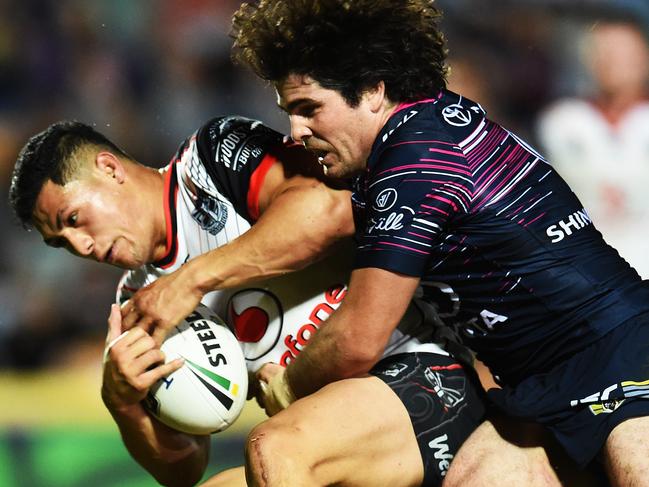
[364,81,387,113]
[95,151,126,183]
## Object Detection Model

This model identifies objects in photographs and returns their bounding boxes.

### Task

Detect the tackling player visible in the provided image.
[9,116,539,486]
[231,1,649,485]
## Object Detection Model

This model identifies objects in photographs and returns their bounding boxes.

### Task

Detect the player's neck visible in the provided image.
[136,165,168,262]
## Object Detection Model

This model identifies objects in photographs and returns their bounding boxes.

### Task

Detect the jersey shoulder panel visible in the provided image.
[181,115,286,222]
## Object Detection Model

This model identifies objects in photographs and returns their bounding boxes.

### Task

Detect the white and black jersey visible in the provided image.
[117,116,445,373]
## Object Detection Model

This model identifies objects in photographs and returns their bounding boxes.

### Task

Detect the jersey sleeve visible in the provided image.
[354,129,474,277]
[115,267,157,305]
[190,116,286,222]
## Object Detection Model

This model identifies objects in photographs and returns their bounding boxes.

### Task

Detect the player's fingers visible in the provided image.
[256,362,282,384]
[140,358,185,387]
[133,348,166,372]
[121,307,139,331]
[152,324,171,348]
[124,332,158,360]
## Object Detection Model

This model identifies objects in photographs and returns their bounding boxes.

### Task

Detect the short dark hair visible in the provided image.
[9,121,127,228]
[232,0,448,106]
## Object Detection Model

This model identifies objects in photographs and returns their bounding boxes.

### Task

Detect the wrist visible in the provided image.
[184,254,217,296]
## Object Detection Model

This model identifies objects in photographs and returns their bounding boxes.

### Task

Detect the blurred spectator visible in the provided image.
[537,14,649,278]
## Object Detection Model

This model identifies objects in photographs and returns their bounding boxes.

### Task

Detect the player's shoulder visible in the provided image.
[188,115,285,173]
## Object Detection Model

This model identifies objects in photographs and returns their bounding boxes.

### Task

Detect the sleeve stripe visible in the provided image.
[247,152,278,221]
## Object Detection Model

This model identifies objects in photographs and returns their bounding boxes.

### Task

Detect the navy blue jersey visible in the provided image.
[352,90,649,385]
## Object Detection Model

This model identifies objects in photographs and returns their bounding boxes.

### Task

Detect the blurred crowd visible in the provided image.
[1,0,648,369]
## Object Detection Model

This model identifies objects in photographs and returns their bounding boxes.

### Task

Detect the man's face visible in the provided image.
[276,74,379,179]
[33,170,156,270]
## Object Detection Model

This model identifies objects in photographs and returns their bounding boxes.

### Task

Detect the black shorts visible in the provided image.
[489,311,649,467]
[371,352,486,486]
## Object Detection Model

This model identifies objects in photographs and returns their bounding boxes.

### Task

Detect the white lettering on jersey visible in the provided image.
[428,434,453,477]
[479,309,508,330]
[367,211,405,233]
[382,110,418,143]
[545,208,592,243]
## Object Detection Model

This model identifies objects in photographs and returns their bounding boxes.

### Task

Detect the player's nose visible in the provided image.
[289,115,312,145]
[65,229,94,258]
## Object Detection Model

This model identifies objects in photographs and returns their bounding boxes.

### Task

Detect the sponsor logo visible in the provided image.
[463,309,509,337]
[373,188,398,212]
[192,194,229,235]
[442,103,473,127]
[227,285,347,365]
[380,362,408,377]
[424,365,466,408]
[367,211,405,233]
[185,358,239,410]
[186,312,229,368]
[428,434,453,477]
[590,399,625,416]
[228,289,284,361]
[571,378,649,415]
[381,110,418,143]
[545,208,592,243]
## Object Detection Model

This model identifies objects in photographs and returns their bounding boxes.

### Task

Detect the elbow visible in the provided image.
[326,191,355,239]
[334,330,386,378]
[153,442,209,487]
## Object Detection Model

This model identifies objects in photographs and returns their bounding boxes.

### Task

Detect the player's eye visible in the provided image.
[297,105,317,118]
[66,212,78,226]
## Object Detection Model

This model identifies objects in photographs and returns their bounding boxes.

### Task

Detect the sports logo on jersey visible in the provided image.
[212,117,274,171]
[423,364,466,408]
[571,378,649,415]
[442,103,473,127]
[227,289,284,361]
[379,362,409,377]
[590,399,625,416]
[192,193,229,235]
[373,188,398,212]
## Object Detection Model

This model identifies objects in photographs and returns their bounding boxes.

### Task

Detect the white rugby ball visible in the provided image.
[143,304,248,435]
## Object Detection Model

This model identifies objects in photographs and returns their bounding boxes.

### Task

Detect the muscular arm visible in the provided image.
[285,267,420,397]
[188,163,353,291]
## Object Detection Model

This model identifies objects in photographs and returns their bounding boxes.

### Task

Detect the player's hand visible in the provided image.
[102,304,184,411]
[120,267,204,346]
[255,363,296,416]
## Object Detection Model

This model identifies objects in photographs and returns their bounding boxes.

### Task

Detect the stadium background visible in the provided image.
[0,1,647,485]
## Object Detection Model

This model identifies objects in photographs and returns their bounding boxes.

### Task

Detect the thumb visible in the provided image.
[103,304,127,365]
[106,303,123,343]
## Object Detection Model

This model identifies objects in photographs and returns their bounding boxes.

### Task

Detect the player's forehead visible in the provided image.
[32,179,89,235]
[276,74,332,111]
[32,180,64,233]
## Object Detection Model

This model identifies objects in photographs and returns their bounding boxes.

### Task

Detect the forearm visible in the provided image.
[285,268,421,397]
[104,398,209,487]
[189,184,353,293]
[286,306,384,397]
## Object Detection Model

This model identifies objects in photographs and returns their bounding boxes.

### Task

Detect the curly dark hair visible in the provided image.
[9,121,128,228]
[232,0,448,106]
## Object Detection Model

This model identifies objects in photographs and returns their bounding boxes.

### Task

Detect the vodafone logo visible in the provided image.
[227,289,284,361]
